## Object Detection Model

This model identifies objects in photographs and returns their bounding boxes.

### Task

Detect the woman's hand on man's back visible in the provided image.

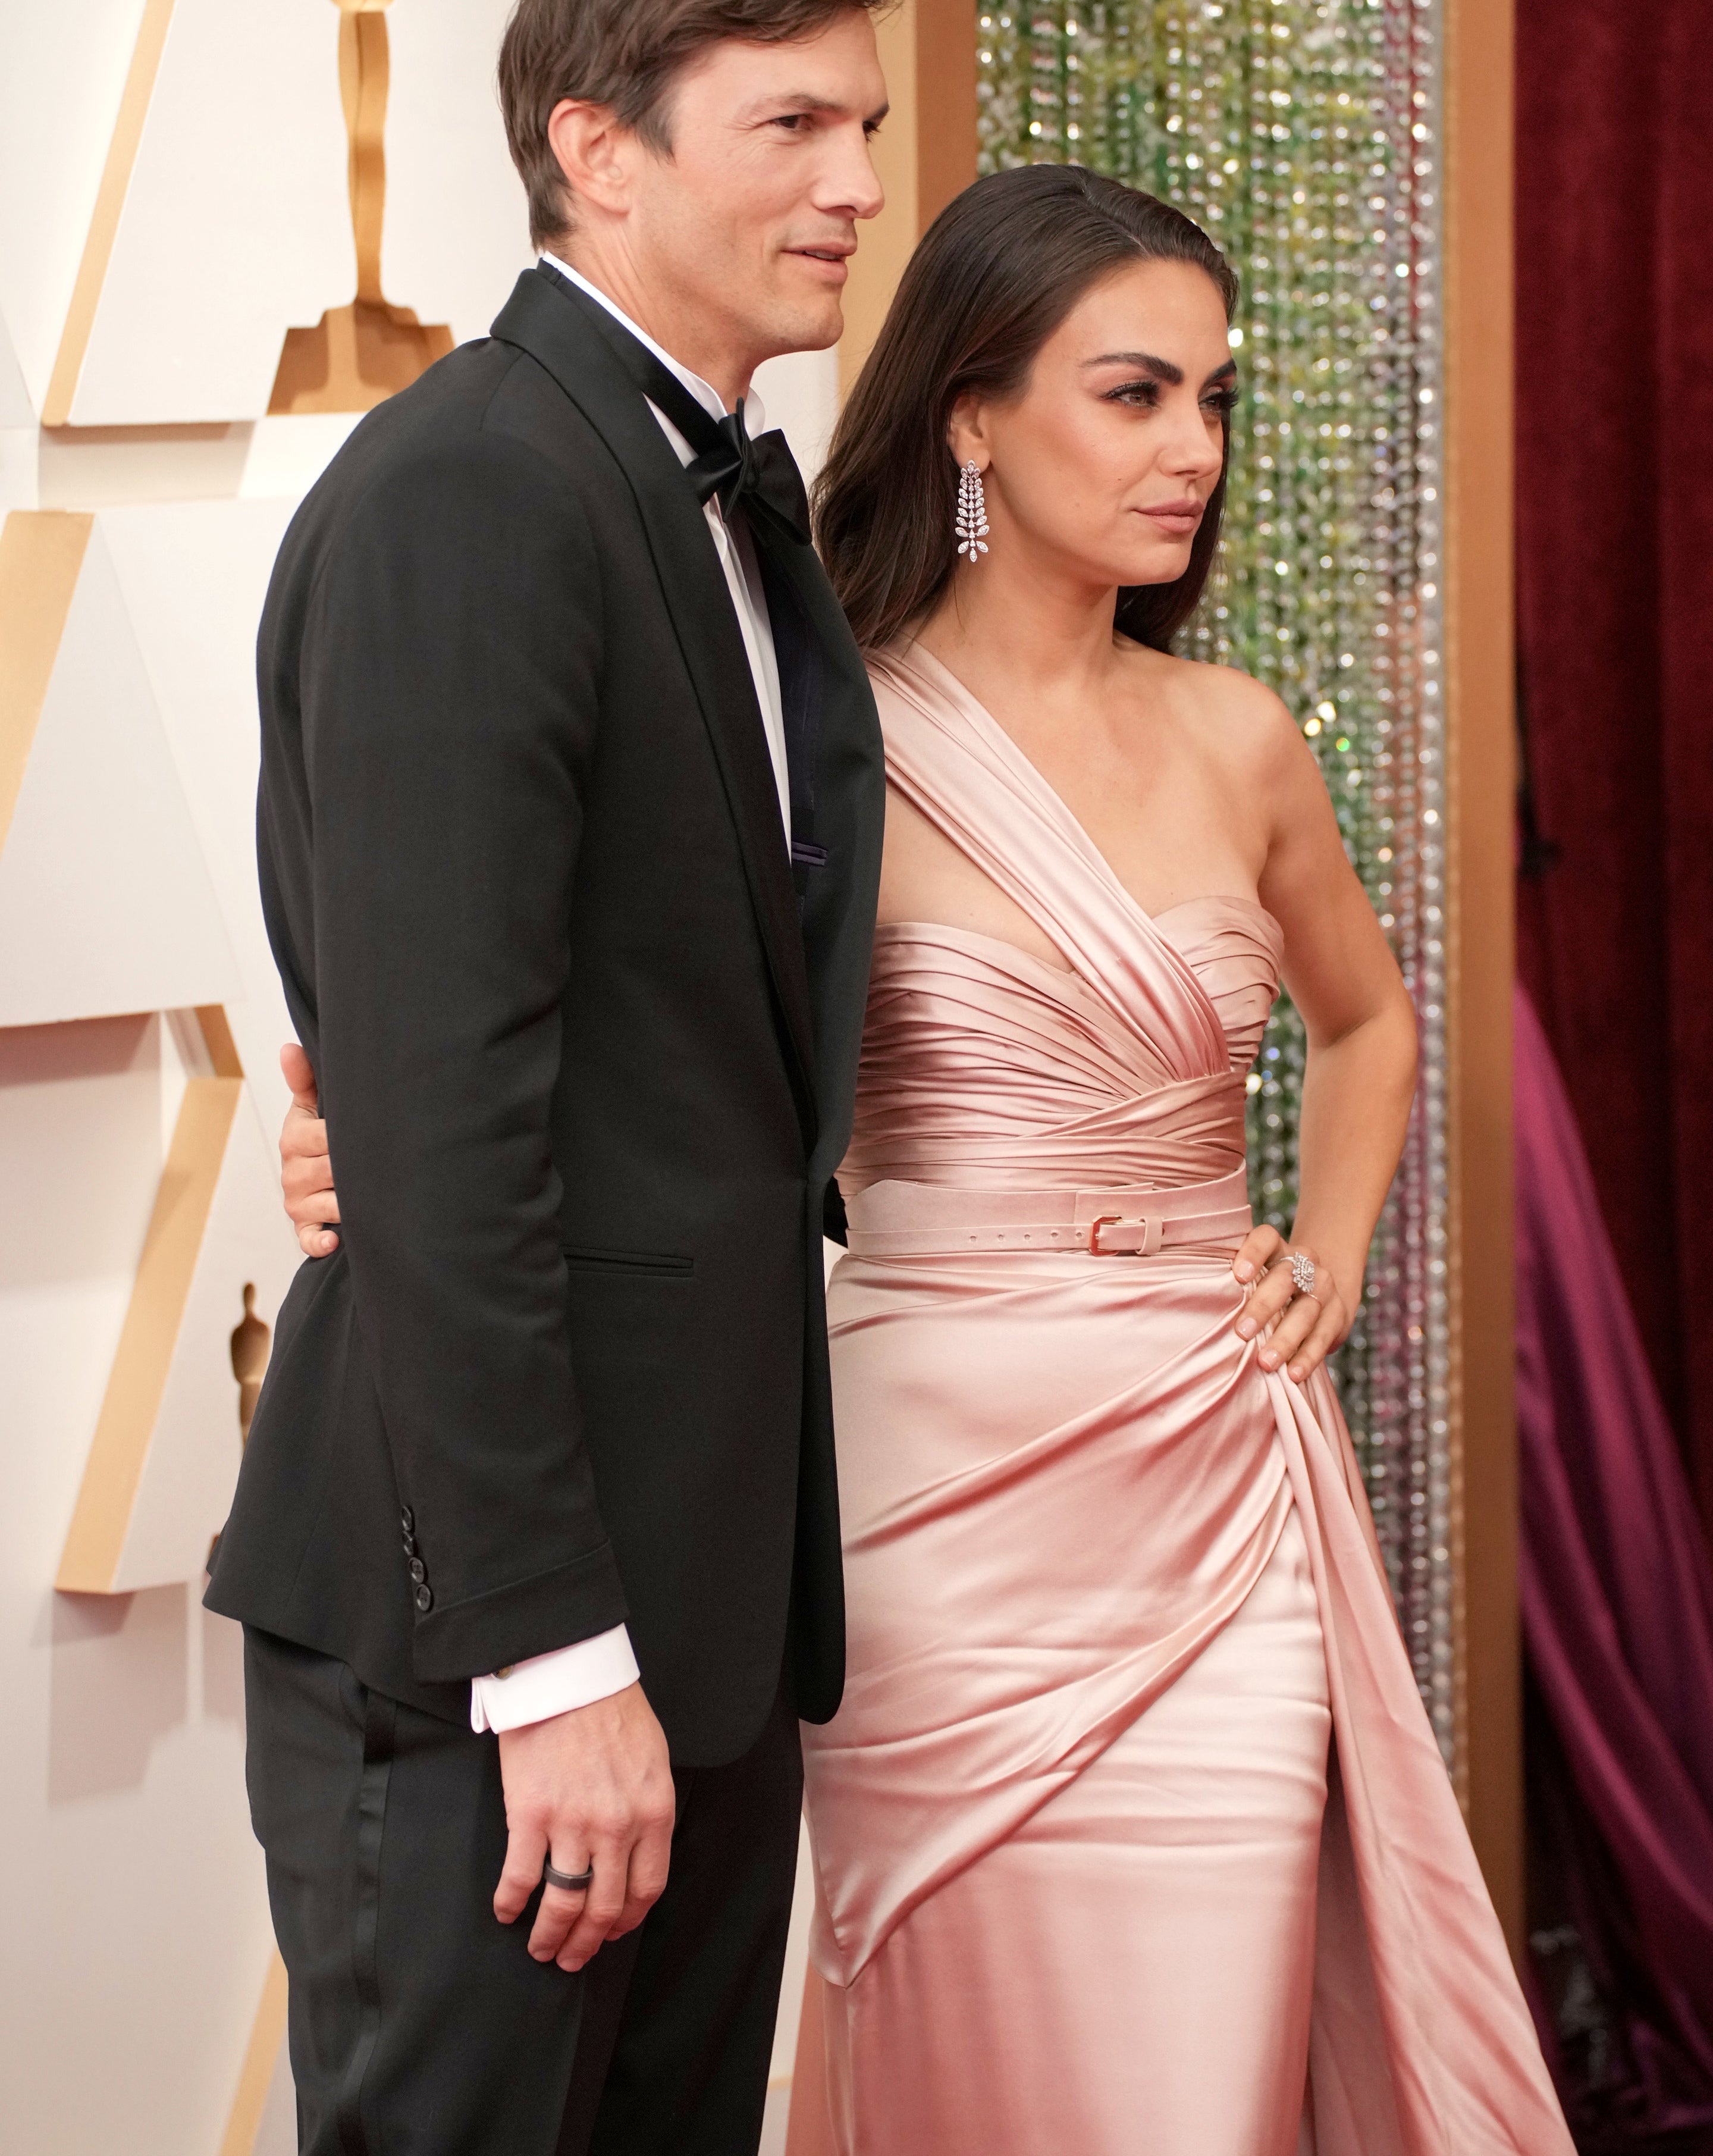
[280,1041,340,1258]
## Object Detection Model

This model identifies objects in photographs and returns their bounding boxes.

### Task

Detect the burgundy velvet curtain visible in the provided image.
[1517,987,1713,2148]
[1513,0,1713,1538]
[1514,8,1713,2142]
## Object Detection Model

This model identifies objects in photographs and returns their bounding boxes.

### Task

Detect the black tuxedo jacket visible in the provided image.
[206,268,884,1766]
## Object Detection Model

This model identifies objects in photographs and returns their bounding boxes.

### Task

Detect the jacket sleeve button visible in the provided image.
[400,1508,415,1534]
[415,1585,434,1614]
[409,1558,426,1584]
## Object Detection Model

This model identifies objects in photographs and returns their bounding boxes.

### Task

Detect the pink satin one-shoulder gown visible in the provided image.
[792,644,1572,2155]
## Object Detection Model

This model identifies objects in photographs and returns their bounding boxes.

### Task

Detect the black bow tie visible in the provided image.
[539,265,811,547]
[682,403,812,550]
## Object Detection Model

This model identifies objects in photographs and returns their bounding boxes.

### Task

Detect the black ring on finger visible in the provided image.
[543,1860,594,1892]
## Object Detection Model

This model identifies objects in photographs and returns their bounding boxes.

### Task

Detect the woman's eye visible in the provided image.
[1203,389,1240,417]
[1105,380,1160,408]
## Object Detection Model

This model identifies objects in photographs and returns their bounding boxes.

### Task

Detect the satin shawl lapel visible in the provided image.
[490,270,817,1138]
[752,530,886,1184]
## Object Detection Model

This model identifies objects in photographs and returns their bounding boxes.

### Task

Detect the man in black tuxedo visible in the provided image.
[205,4,887,2149]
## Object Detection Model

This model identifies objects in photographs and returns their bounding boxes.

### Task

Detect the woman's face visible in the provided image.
[950,258,1235,598]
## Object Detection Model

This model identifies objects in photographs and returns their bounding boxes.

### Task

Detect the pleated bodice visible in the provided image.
[839,643,1281,1209]
[843,901,1279,1200]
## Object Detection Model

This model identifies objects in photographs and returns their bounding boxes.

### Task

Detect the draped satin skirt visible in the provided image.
[798,1245,1573,2156]
[821,1507,1331,2155]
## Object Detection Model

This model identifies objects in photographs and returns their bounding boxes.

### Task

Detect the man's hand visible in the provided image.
[494,1682,675,1973]
[279,1043,341,1258]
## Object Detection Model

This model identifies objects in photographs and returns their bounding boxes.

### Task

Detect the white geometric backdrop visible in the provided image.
[0,5,834,2149]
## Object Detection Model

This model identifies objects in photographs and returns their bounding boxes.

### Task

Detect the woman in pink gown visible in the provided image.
[792,166,1573,2153]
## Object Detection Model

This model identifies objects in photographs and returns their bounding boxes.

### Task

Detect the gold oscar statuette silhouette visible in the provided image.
[268,0,454,414]
[230,1282,271,1448]
[210,1281,272,1575]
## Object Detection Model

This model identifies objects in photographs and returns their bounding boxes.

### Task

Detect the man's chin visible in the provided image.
[794,311,845,356]
[776,294,847,356]
[741,299,844,369]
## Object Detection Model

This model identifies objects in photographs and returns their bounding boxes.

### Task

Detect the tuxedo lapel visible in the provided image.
[490,270,818,1142]
[754,546,824,850]
[749,524,886,1184]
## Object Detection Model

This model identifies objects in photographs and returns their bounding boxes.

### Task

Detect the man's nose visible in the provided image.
[821,125,886,223]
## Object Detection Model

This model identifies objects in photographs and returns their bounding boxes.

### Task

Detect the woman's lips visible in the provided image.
[1138,500,1205,536]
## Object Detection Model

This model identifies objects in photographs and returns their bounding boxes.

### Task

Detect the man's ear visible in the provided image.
[547,99,636,219]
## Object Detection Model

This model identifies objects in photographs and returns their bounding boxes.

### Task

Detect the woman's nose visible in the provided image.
[1165,409,1225,479]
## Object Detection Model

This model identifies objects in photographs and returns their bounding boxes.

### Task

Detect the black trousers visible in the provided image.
[243,1628,802,2155]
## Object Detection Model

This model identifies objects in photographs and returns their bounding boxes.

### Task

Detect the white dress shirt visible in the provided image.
[542,253,792,845]
[470,255,792,1737]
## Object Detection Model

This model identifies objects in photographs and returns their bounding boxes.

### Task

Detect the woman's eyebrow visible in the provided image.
[1083,350,1183,382]
[1080,354,1240,388]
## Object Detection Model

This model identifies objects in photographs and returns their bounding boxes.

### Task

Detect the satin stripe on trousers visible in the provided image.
[243,1628,801,2156]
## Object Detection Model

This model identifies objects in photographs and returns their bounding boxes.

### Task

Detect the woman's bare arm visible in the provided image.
[1229,692,1418,1381]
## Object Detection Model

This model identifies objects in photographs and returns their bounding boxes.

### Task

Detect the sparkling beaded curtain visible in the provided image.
[977,0,1453,1763]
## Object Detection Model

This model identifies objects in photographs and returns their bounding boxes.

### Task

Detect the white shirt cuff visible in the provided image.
[468,1624,639,1734]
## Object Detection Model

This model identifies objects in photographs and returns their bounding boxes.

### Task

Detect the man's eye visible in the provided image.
[771,113,807,131]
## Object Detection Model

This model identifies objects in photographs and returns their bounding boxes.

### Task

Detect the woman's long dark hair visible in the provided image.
[814,164,1239,653]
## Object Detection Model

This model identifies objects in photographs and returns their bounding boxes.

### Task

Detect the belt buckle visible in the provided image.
[1087,1214,1163,1256]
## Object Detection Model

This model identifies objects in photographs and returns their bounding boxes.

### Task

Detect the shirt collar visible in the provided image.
[539,253,765,435]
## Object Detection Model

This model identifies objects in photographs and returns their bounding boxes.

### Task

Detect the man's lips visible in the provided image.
[1137,499,1204,535]
[785,242,855,277]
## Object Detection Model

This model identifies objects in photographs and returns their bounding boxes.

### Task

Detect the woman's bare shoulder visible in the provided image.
[1122,645,1307,778]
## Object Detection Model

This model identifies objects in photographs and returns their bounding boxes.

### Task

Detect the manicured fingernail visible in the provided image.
[1233,1261,1253,1281]
[1259,1350,1278,1369]
[1237,1320,1257,1339]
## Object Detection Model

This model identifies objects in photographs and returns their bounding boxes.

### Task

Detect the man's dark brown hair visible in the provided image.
[498,0,885,250]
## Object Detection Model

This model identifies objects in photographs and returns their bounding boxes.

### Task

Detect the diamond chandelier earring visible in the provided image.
[955,461,990,564]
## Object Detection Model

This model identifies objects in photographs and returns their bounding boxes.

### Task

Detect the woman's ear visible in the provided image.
[946,394,990,473]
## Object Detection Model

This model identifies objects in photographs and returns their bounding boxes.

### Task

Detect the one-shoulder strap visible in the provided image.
[870,644,1231,1082]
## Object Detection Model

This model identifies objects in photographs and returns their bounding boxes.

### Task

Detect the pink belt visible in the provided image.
[844,1168,1253,1259]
